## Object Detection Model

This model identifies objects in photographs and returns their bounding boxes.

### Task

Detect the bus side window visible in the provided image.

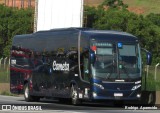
[81,50,90,82]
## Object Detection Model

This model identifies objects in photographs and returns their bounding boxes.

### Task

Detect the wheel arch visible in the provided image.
[24,80,28,86]
[70,80,77,87]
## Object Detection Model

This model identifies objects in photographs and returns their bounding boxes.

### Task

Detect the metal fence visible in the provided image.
[0,57,10,83]
[144,65,160,91]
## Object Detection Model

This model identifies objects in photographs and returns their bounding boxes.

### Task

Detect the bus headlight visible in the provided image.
[93,83,104,90]
[137,94,141,98]
[93,92,97,97]
[131,84,141,91]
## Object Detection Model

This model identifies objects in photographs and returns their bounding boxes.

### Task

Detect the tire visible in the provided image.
[24,83,34,102]
[70,85,81,105]
[141,91,155,105]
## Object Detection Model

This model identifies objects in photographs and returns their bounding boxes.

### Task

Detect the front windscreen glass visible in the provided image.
[91,41,141,80]
[118,44,140,79]
[91,42,118,79]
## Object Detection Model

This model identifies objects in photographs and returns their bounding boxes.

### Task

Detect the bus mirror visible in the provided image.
[90,50,96,64]
[141,48,152,65]
[146,52,152,65]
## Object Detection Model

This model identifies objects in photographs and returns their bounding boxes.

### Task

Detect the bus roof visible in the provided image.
[12,28,138,51]
[13,28,138,42]
[34,28,135,36]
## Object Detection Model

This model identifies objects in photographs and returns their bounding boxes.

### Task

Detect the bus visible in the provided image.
[10,28,152,105]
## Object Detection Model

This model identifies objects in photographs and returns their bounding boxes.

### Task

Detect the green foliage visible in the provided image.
[101,0,128,9]
[93,9,135,31]
[84,1,160,64]
[146,13,160,27]
[0,4,34,57]
[84,6,98,28]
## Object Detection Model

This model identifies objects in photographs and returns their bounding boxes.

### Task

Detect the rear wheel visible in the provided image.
[70,85,81,105]
[24,83,33,102]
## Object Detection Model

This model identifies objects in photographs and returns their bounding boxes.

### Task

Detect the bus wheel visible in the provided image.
[24,83,33,102]
[71,85,81,105]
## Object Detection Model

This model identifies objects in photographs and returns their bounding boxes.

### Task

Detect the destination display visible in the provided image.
[92,42,113,47]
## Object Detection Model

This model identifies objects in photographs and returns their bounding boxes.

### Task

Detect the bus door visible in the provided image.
[81,50,90,82]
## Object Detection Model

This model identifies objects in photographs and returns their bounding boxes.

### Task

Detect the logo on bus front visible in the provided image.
[52,61,69,71]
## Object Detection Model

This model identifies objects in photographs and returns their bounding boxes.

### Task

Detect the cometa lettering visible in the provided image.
[53,61,69,71]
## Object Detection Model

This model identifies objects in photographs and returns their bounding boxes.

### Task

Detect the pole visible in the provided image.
[7,58,10,82]
[12,0,13,7]
[155,63,159,80]
[4,57,7,69]
[0,58,3,68]
[4,0,6,6]
[13,0,16,7]
[80,0,84,27]
[28,0,31,8]
[146,65,149,78]
[34,0,38,32]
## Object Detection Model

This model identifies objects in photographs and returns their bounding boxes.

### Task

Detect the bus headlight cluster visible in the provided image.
[93,83,104,90]
[131,84,141,91]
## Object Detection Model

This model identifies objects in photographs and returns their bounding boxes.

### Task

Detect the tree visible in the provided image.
[93,9,135,31]
[0,4,34,57]
[146,13,160,27]
[84,6,97,28]
[101,0,128,9]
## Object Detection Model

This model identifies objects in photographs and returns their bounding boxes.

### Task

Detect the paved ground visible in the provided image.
[0,95,159,113]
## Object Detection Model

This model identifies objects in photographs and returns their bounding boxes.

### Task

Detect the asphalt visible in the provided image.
[0,95,159,113]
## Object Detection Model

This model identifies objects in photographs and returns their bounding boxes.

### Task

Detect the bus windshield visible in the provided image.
[91,42,141,80]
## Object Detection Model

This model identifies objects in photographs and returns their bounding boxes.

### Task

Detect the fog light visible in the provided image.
[137,94,141,98]
[93,92,97,97]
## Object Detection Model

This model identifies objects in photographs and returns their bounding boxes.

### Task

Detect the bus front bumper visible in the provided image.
[90,89,141,101]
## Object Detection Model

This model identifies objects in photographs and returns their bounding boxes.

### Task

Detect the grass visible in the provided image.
[0,68,10,83]
[85,0,160,15]
[0,65,10,95]
[0,91,17,96]
[123,0,160,15]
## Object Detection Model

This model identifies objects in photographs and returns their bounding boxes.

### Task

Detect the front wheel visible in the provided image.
[70,85,81,105]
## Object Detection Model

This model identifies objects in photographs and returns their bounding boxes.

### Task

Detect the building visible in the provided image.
[0,0,104,9]
[0,0,35,8]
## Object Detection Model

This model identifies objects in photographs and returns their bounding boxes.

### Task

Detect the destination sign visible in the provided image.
[93,42,113,47]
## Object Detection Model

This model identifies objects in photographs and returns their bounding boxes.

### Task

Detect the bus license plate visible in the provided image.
[114,93,123,97]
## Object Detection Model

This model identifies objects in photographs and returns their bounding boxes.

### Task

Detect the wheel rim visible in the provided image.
[25,86,29,99]
[71,86,78,104]
[148,93,153,104]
